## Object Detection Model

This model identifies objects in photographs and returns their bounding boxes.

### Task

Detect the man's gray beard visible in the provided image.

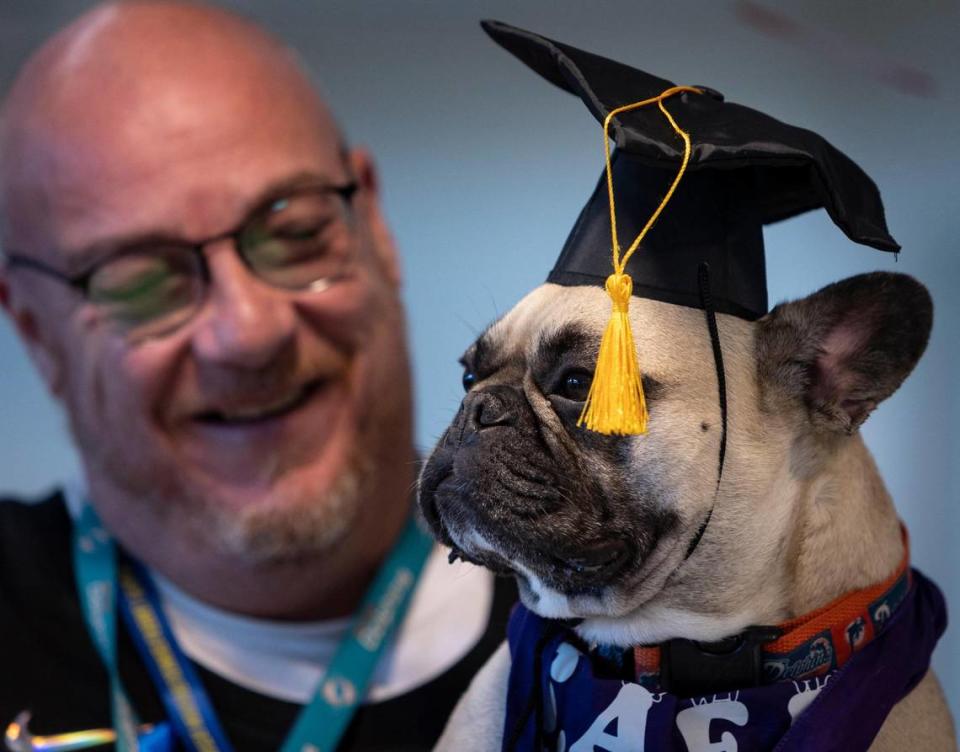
[203,452,374,565]
[69,410,373,566]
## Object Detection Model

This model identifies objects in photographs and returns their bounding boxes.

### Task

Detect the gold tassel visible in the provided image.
[577,273,648,435]
[575,85,700,436]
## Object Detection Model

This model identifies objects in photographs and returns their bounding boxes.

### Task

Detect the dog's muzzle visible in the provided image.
[419,386,641,593]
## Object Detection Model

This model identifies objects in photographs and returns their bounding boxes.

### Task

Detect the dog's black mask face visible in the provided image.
[418,285,726,620]
[420,379,676,598]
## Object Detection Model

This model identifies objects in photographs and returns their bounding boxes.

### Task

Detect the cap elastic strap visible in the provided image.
[578,86,702,435]
[684,263,728,561]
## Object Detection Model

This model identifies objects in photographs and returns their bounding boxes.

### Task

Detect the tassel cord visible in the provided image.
[579,86,701,436]
[603,86,701,275]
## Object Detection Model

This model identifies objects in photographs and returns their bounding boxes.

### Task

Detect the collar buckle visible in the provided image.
[660,625,782,696]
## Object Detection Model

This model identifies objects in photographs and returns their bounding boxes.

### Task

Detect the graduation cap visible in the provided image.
[482,20,898,436]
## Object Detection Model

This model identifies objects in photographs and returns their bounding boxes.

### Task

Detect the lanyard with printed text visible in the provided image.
[72,504,142,752]
[73,505,434,752]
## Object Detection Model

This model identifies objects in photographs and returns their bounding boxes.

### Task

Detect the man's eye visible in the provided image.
[272,218,334,241]
[556,369,592,402]
[462,370,477,392]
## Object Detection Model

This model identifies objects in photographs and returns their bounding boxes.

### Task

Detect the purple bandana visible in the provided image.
[502,569,946,752]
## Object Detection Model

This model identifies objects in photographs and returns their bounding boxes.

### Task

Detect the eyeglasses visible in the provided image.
[3,182,359,340]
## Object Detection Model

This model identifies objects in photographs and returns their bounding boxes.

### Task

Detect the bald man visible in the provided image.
[0,3,512,749]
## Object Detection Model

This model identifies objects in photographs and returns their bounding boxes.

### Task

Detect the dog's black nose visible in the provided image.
[463,387,517,431]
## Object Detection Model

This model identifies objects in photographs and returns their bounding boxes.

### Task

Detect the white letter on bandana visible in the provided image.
[570,683,656,751]
[551,642,582,683]
[675,695,748,752]
[787,676,830,725]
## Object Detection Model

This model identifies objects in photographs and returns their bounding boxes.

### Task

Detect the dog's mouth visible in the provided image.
[424,498,515,576]
[550,539,633,578]
[448,537,632,583]
[445,544,512,573]
[423,471,636,592]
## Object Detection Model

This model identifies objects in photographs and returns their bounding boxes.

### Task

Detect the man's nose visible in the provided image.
[191,242,296,369]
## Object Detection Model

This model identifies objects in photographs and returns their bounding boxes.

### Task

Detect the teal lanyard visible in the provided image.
[72,505,141,752]
[73,505,434,752]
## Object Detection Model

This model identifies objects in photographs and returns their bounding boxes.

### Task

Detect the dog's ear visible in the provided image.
[756,272,932,434]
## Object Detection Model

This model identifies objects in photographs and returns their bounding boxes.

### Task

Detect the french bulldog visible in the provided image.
[419,272,955,751]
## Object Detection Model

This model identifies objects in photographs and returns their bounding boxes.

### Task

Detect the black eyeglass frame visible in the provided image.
[2,181,359,296]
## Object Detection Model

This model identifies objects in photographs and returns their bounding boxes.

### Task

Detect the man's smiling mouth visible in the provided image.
[195,379,327,425]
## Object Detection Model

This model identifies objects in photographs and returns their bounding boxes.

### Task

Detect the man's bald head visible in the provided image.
[0,0,344,259]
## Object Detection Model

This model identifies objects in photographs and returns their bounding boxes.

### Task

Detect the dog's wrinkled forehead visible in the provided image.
[469,285,608,373]
[468,283,736,388]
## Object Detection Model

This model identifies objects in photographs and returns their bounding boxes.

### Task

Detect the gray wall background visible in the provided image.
[2,0,957,720]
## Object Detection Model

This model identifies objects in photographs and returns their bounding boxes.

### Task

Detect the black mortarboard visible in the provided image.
[482,20,899,321]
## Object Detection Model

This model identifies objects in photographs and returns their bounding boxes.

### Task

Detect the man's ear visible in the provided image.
[348,148,402,288]
[0,272,64,397]
[756,272,932,435]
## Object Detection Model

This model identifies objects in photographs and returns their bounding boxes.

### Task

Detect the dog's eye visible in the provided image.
[557,369,593,402]
[462,369,478,392]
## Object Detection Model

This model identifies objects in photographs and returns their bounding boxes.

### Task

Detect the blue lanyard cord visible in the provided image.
[117,563,234,752]
[73,507,434,752]
[71,506,141,752]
